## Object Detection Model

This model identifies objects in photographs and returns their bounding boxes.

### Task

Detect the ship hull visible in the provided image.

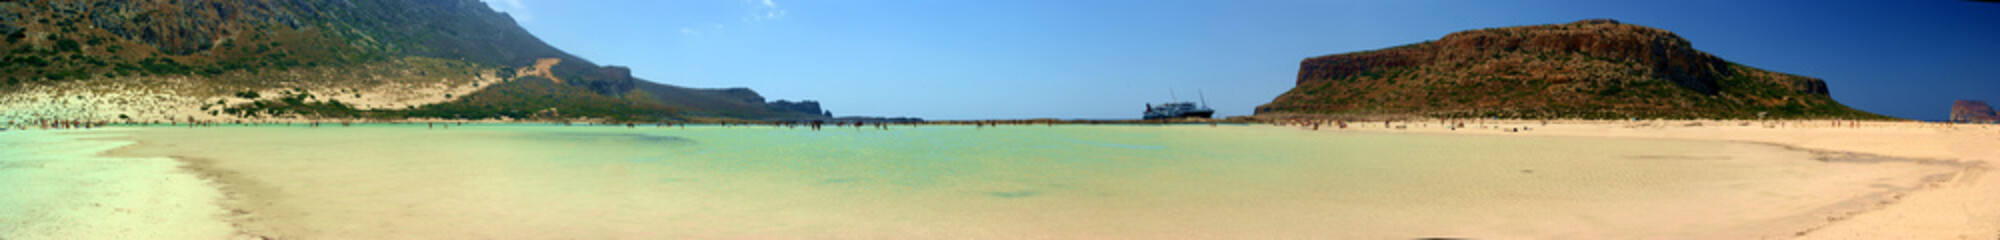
[1143,110,1215,120]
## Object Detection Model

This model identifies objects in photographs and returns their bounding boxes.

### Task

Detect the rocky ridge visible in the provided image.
[1258,19,1882,119]
[0,0,830,122]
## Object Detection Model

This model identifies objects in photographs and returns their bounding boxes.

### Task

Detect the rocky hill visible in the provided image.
[0,0,827,122]
[1257,19,1888,119]
[1952,100,1998,123]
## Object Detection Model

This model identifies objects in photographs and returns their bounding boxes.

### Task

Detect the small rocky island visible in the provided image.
[1951,100,1998,123]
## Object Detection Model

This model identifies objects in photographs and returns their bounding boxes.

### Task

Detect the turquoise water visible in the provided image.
[3,124,1955,239]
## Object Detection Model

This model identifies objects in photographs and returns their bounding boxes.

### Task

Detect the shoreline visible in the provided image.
[152,154,291,239]
[22,120,1997,239]
[1761,144,1978,238]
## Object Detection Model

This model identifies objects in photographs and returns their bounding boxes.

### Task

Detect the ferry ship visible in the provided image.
[1143,102,1215,120]
[1143,90,1215,120]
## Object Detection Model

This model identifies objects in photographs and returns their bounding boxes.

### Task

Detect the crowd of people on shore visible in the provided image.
[10,115,1993,135]
[0,118,366,132]
[0,118,964,132]
[3,119,112,132]
[1264,116,2000,135]
[1270,117,1543,133]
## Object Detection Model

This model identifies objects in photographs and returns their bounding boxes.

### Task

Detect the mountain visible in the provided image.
[1256,19,1888,120]
[1952,100,1998,123]
[0,0,826,122]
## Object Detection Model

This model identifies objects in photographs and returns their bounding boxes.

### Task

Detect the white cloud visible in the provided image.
[683,0,787,37]
[480,0,533,22]
[747,0,786,21]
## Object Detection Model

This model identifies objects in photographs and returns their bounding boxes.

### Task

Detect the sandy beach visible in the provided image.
[0,121,1993,239]
[1305,119,2000,239]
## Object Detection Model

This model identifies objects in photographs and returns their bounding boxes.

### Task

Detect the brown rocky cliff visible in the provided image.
[1952,100,1999,123]
[1440,19,1734,93]
[590,66,636,97]
[1261,19,1876,119]
[1298,19,1747,94]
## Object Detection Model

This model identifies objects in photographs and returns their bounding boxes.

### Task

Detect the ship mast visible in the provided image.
[1169,87,1178,102]
[1198,90,1209,108]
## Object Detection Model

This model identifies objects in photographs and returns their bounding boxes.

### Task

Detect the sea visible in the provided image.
[0,124,1958,239]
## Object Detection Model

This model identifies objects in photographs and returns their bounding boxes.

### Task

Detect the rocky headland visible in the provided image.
[1257,19,1886,120]
[0,0,830,123]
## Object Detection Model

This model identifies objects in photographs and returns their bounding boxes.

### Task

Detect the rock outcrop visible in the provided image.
[591,66,636,97]
[629,83,830,120]
[768,100,831,117]
[1952,100,1999,123]
[1259,19,1882,119]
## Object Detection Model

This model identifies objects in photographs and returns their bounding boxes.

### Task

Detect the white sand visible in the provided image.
[1303,119,2000,239]
[0,57,501,123]
[0,128,240,239]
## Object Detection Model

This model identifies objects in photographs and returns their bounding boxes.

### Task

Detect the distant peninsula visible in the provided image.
[1256,19,1889,120]
[0,0,831,123]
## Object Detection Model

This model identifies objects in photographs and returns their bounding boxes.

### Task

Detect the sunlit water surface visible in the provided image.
[3,124,1954,239]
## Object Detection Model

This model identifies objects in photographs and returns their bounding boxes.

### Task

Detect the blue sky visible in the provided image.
[483,0,1999,120]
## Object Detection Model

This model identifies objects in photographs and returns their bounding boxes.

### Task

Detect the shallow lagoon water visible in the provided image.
[7,124,1960,239]
[0,129,236,239]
